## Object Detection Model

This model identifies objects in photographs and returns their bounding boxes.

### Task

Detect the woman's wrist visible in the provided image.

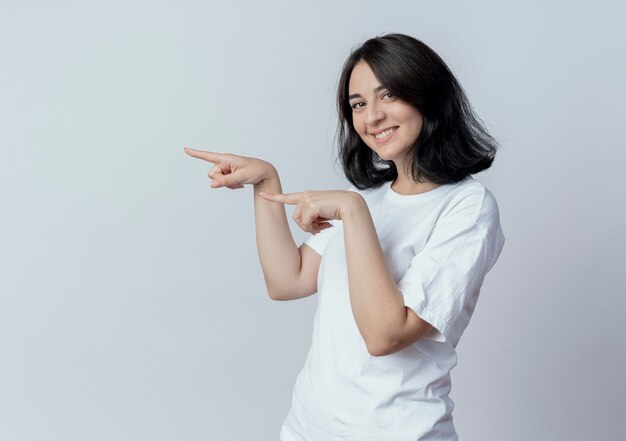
[339,191,367,221]
[254,165,279,190]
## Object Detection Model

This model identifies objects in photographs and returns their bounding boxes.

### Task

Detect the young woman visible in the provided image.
[185,33,505,441]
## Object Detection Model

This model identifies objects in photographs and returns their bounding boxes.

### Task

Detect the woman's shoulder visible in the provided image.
[440,176,502,226]
[344,177,501,221]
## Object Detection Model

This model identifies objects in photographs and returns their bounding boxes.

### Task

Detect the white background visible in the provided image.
[1,1,625,440]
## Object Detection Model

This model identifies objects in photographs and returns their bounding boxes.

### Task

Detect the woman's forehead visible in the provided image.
[348,61,384,96]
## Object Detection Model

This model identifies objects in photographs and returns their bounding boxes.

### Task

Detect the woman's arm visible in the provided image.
[341,196,434,356]
[185,148,318,301]
[258,188,433,354]
[253,171,313,300]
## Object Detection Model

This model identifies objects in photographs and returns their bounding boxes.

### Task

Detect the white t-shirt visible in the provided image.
[280,176,505,441]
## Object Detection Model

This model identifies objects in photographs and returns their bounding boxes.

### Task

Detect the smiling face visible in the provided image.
[348,60,424,168]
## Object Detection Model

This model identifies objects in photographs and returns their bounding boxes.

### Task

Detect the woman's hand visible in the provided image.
[184,147,276,189]
[258,190,363,234]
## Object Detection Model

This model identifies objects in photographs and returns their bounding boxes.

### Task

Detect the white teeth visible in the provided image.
[374,127,397,139]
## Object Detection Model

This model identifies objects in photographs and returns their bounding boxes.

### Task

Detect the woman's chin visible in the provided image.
[372,150,397,163]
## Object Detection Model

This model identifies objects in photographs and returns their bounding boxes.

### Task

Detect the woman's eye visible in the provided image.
[383,92,393,99]
[351,102,364,109]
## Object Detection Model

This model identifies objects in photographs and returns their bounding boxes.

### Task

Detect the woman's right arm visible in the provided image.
[184,147,321,301]
[254,170,321,301]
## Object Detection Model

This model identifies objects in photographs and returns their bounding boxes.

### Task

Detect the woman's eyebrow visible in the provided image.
[348,85,387,101]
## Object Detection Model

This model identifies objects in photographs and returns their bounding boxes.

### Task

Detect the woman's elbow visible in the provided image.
[365,339,396,357]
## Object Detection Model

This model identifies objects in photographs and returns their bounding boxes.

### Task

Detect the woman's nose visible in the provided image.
[365,102,385,125]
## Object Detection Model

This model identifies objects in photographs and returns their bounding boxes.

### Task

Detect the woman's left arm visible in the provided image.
[341,195,434,357]
[259,189,433,357]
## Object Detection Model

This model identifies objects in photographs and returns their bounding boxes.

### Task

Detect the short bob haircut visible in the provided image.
[336,33,499,189]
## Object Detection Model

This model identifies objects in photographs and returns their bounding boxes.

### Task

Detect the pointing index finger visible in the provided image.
[184,147,225,163]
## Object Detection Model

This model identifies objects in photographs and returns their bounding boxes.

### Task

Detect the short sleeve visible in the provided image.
[303,219,340,256]
[397,188,505,344]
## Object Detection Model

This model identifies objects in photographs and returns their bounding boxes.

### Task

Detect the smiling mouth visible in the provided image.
[372,126,398,141]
